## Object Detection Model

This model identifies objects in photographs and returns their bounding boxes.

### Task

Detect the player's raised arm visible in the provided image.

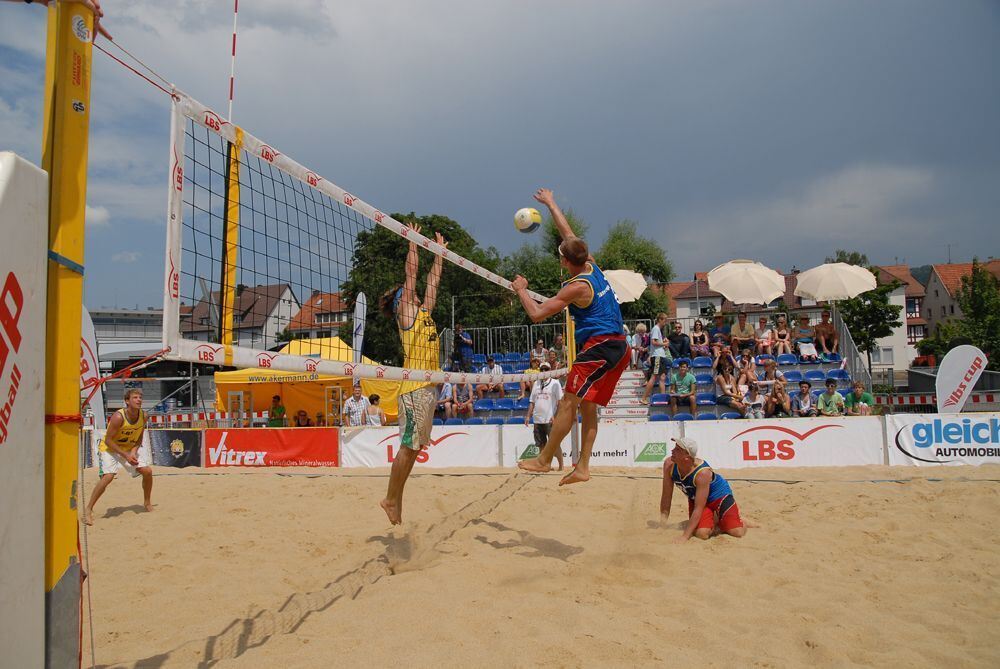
[423,232,447,312]
[533,188,575,242]
[512,275,588,323]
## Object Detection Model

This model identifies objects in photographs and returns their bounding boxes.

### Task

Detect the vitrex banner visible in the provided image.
[887,413,1000,466]
[683,417,884,469]
[148,429,202,468]
[203,428,338,467]
[341,426,497,468]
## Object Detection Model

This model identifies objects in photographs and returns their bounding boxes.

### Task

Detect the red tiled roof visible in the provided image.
[877,265,925,297]
[674,278,722,300]
[288,291,350,332]
[184,283,294,334]
[930,263,1000,297]
[907,317,928,325]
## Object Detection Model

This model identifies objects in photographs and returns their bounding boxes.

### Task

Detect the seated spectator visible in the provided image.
[715,360,745,413]
[477,355,504,399]
[314,412,327,427]
[730,312,756,355]
[292,409,313,427]
[550,334,568,368]
[366,394,386,426]
[437,381,454,419]
[631,322,650,370]
[791,381,817,417]
[766,381,791,418]
[342,384,369,427]
[758,358,786,393]
[529,338,548,365]
[708,314,731,359]
[794,314,819,362]
[818,379,845,416]
[670,360,698,417]
[667,321,692,360]
[712,349,738,375]
[743,382,766,419]
[755,316,774,355]
[453,323,474,372]
[735,347,756,387]
[844,381,875,416]
[689,319,711,358]
[772,314,792,356]
[546,349,561,370]
[813,310,839,359]
[452,382,474,417]
[519,357,541,399]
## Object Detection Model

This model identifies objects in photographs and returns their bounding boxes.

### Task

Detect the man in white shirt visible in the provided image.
[525,362,564,470]
[476,355,505,399]
[342,384,370,427]
[641,312,671,404]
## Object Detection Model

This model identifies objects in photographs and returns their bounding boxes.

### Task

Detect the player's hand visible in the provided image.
[125,449,139,466]
[511,275,528,291]
[533,188,555,207]
[406,222,422,236]
[434,231,448,249]
[672,535,688,544]
[42,0,112,41]
[524,417,529,426]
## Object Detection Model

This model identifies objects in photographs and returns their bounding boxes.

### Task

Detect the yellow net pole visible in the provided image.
[220,129,243,365]
[41,2,93,664]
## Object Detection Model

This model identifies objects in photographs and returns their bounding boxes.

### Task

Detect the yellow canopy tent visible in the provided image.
[213,337,403,422]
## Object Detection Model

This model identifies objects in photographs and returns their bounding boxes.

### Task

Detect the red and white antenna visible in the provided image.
[227,0,239,121]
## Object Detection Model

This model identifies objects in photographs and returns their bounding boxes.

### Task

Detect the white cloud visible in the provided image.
[86,204,111,228]
[111,251,141,263]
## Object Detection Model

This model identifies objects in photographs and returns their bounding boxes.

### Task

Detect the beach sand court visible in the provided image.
[80,464,1000,668]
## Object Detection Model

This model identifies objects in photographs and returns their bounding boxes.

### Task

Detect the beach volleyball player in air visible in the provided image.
[379,222,447,525]
[514,188,630,485]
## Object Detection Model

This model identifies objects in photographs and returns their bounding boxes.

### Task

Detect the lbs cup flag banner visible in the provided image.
[148,429,203,468]
[341,426,498,468]
[935,345,987,413]
[204,428,338,467]
[887,413,1000,466]
[684,417,884,469]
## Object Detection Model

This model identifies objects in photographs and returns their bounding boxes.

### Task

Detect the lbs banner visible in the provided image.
[341,426,497,468]
[204,428,339,467]
[887,413,1000,466]
[148,429,202,468]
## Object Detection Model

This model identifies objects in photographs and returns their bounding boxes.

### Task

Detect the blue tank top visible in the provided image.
[670,460,733,503]
[562,262,624,350]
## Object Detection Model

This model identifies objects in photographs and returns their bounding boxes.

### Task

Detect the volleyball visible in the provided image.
[514,207,542,233]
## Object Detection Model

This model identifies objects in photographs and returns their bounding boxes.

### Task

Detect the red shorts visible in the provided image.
[565,334,630,406]
[688,495,743,533]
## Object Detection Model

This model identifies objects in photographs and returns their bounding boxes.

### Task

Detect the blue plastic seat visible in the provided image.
[697,413,717,420]
[432,418,444,425]
[691,356,713,368]
[783,370,803,383]
[799,355,820,365]
[514,397,531,411]
[493,398,515,412]
[505,416,525,424]
[804,370,827,384]
[473,399,494,412]
[695,373,713,386]
[649,413,671,422]
[502,352,520,364]
[465,417,485,425]
[649,393,670,407]
[838,389,850,398]
[673,412,694,422]
[811,389,823,401]
[503,382,521,394]
[776,354,798,366]
[513,363,529,373]
[826,353,842,363]
[695,392,717,406]
[444,417,464,426]
[787,390,800,401]
[755,354,775,365]
[484,417,505,425]
[826,369,851,382]
[521,351,532,362]
[720,411,742,420]
[471,353,486,366]
[672,357,691,369]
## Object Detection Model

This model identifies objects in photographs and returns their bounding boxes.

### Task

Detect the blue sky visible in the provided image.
[2,0,998,310]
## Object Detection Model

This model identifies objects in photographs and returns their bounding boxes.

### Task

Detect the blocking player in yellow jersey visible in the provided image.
[378,222,446,525]
[84,388,154,525]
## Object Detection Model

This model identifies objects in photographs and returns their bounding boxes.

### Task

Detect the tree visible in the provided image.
[275,327,296,345]
[825,249,870,267]
[594,220,674,320]
[838,268,903,374]
[948,259,1000,369]
[542,208,588,258]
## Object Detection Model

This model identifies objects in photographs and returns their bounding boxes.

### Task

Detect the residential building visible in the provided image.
[923,261,1000,335]
[183,283,299,350]
[287,291,352,339]
[877,265,925,364]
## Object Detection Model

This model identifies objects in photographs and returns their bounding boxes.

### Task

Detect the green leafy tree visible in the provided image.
[275,327,296,345]
[838,268,903,374]
[542,208,588,258]
[594,220,674,320]
[949,259,1000,369]
[825,249,870,266]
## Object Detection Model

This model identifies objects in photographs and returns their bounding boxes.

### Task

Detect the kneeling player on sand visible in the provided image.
[85,389,153,525]
[660,437,746,542]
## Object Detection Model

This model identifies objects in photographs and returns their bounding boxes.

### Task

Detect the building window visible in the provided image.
[872,347,895,365]
[950,304,955,315]
[317,330,331,338]
[941,306,946,316]
[905,298,921,318]
[934,289,939,298]
[907,325,925,345]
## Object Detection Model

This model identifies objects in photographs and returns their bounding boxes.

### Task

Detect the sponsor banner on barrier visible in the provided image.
[203,428,338,467]
[500,423,683,468]
[341,426,497,468]
[148,429,202,468]
[500,425,572,468]
[886,413,1000,466]
[629,422,684,468]
[683,417,884,469]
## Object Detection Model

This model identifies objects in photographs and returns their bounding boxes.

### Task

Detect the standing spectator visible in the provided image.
[546,349,560,370]
[529,338,548,365]
[267,395,287,427]
[477,355,504,399]
[667,321,692,360]
[766,381,791,418]
[772,314,792,355]
[690,320,711,358]
[453,323,474,372]
[844,381,875,416]
[670,360,698,417]
[813,310,839,360]
[715,359,745,413]
[743,382,766,419]
[791,381,818,417]
[292,410,313,427]
[342,384,370,426]
[550,333,568,368]
[708,314,731,359]
[437,381,454,420]
[631,322,650,370]
[640,312,671,404]
[314,412,328,427]
[794,314,819,362]
[730,312,756,355]
[755,316,774,356]
[366,394,387,425]
[519,357,541,399]
[818,379,845,416]
[452,381,474,418]
[525,362,564,471]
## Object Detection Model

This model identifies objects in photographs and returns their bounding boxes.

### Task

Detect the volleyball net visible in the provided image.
[162,91,568,385]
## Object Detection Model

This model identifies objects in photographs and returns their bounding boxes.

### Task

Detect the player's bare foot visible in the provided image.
[558,466,590,486]
[380,498,401,525]
[84,509,94,526]
[517,458,552,473]
[144,503,154,513]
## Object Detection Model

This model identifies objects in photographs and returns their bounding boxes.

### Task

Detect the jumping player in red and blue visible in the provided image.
[513,187,631,485]
[660,437,747,542]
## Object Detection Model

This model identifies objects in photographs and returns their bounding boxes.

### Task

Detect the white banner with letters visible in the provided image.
[935,345,987,413]
[886,413,1000,466]
[500,422,683,468]
[683,417,884,469]
[341,425,499,468]
[628,421,684,467]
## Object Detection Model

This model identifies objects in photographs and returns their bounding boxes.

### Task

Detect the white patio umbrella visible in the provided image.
[706,259,785,305]
[604,269,647,304]
[793,263,876,301]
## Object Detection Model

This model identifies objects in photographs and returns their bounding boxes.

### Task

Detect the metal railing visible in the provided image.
[830,304,873,391]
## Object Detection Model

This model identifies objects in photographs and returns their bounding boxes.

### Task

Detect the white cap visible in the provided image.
[672,436,698,458]
[539,362,551,371]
